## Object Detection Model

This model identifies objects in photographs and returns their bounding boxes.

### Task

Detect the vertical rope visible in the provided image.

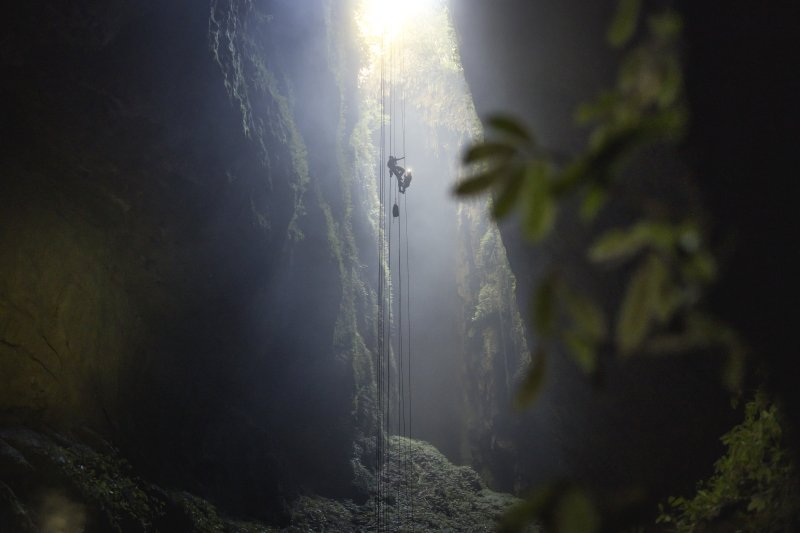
[376,29,385,531]
[404,192,413,530]
[397,167,404,519]
[388,35,397,529]
[401,30,412,530]
[393,35,404,518]
[382,127,395,523]
[374,24,414,530]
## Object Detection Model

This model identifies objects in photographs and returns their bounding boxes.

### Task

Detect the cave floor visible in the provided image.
[1,429,525,532]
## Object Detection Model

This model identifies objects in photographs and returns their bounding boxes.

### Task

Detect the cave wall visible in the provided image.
[2,0,378,522]
[455,203,531,490]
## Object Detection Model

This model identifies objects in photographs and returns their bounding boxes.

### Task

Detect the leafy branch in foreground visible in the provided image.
[454,1,751,531]
[454,0,744,413]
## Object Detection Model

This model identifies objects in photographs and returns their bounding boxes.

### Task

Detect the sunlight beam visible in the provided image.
[356,0,438,41]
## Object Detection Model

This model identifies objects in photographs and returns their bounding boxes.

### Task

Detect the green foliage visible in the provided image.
[453,1,756,530]
[452,0,706,382]
[607,0,641,48]
[0,428,285,532]
[455,0,743,400]
[524,274,606,392]
[170,492,227,533]
[56,441,162,531]
[555,488,601,533]
[523,162,557,240]
[0,429,164,531]
[500,482,599,533]
[491,166,526,219]
[454,2,688,231]
[657,393,800,532]
[289,437,523,531]
[589,219,746,366]
[616,253,670,354]
[463,141,517,163]
[588,221,679,262]
[487,114,534,142]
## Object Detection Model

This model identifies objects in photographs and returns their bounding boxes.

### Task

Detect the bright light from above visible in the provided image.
[356,0,437,41]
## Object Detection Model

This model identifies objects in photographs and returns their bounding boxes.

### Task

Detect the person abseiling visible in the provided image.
[387,156,413,194]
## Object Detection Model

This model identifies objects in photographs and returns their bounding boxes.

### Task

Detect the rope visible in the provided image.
[404,191,413,528]
[397,170,404,516]
[375,25,414,531]
[377,29,385,531]
[400,25,415,528]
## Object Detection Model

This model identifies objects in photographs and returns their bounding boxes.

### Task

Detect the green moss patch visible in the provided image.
[287,436,522,532]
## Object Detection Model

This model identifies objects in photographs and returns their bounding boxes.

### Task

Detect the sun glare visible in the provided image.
[356,0,436,41]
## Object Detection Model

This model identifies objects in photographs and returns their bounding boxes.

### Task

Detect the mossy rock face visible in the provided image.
[286,436,523,532]
[0,190,140,429]
[0,428,281,533]
[0,427,153,531]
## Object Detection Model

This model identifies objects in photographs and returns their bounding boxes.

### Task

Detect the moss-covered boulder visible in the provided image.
[287,436,523,532]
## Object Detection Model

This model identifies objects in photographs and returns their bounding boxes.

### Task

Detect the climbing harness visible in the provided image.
[388,155,412,197]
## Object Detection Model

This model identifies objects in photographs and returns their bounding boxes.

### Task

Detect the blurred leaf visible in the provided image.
[555,487,601,533]
[523,165,556,240]
[498,497,539,533]
[681,250,717,284]
[515,347,547,409]
[491,166,525,219]
[641,222,678,250]
[589,227,645,263]
[463,141,516,163]
[645,311,743,362]
[585,125,642,182]
[487,114,533,143]
[648,10,682,42]
[524,198,556,241]
[658,55,682,108]
[500,483,560,533]
[619,48,661,103]
[564,332,597,374]
[552,160,585,196]
[533,276,556,336]
[575,92,619,124]
[589,221,677,263]
[564,290,607,341]
[608,0,641,48]
[639,106,688,140]
[616,254,667,354]
[526,159,550,184]
[580,184,607,221]
[651,283,682,324]
[453,169,502,196]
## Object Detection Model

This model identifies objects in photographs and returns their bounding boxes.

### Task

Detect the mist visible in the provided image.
[2,1,797,531]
